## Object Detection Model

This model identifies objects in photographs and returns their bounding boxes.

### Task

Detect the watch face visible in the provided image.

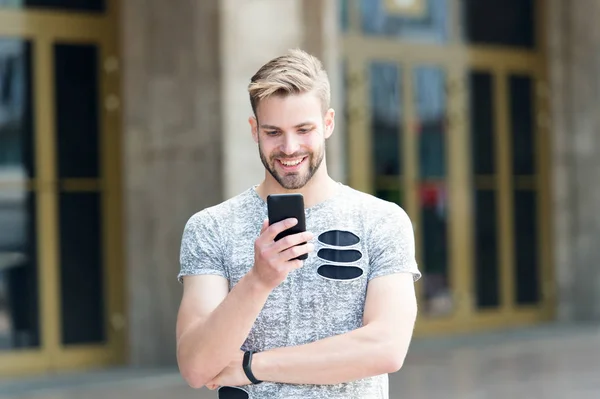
[218,386,249,399]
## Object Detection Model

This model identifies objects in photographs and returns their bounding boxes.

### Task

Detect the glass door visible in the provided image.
[341,0,553,336]
[0,0,124,376]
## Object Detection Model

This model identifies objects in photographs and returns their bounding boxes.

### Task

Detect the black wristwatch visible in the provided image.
[242,350,263,384]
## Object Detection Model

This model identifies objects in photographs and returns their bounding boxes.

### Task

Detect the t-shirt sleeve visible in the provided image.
[368,203,421,282]
[178,210,227,283]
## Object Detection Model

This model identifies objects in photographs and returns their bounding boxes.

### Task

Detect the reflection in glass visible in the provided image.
[339,0,349,32]
[370,62,402,176]
[55,43,100,179]
[0,38,39,350]
[510,74,535,175]
[413,65,450,315]
[464,0,535,48]
[474,190,499,308]
[0,40,34,177]
[375,186,403,207]
[514,190,539,305]
[420,183,449,315]
[341,60,351,183]
[0,0,105,12]
[469,71,495,175]
[59,192,105,345]
[360,0,449,43]
[0,189,38,350]
[415,66,446,179]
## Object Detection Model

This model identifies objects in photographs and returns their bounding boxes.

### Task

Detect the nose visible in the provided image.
[280,132,300,155]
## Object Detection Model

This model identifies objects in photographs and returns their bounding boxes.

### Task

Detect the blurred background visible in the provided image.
[1,0,599,398]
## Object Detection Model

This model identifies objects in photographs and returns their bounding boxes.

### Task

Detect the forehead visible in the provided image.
[256,92,322,127]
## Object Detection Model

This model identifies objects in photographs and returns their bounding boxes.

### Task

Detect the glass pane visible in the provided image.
[0,39,39,350]
[464,0,535,49]
[469,71,495,175]
[510,74,535,175]
[55,43,100,179]
[414,65,450,315]
[514,190,539,305]
[370,62,402,176]
[0,188,39,350]
[360,0,449,43]
[0,0,105,12]
[339,0,349,32]
[474,190,499,308]
[59,192,105,345]
[375,177,403,207]
[341,60,351,182]
[420,182,450,315]
[415,66,446,179]
[0,39,35,178]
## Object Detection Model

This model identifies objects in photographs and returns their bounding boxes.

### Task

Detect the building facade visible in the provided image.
[0,0,599,378]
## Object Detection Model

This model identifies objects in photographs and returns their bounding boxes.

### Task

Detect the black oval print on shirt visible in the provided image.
[317,248,362,263]
[316,230,364,281]
[318,230,360,247]
[318,265,364,280]
[218,386,249,399]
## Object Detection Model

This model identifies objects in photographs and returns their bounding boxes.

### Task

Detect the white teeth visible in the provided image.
[281,159,302,166]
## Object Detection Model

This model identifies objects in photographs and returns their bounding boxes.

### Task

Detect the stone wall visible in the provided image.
[548,0,600,321]
[121,0,224,365]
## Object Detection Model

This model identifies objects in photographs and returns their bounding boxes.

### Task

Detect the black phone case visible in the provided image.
[267,193,308,260]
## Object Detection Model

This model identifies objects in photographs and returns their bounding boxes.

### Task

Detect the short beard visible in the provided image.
[258,140,325,190]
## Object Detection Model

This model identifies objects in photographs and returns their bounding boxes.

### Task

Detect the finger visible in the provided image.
[274,231,314,253]
[263,217,298,241]
[286,259,304,270]
[279,242,314,262]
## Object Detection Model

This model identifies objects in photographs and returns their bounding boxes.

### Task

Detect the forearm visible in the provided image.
[178,271,271,387]
[252,324,401,386]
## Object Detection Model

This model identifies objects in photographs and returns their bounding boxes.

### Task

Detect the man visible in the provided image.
[176,49,421,399]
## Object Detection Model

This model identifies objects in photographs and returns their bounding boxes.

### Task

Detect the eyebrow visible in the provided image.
[260,122,315,130]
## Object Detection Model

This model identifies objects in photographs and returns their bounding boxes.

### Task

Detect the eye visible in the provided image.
[265,130,279,136]
[298,127,312,134]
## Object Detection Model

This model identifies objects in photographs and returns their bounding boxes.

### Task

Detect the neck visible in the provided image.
[256,167,339,209]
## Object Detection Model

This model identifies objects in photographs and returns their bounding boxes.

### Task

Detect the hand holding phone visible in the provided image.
[250,194,314,290]
[267,193,308,259]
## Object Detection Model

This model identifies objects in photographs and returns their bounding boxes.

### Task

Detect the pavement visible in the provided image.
[1,322,599,399]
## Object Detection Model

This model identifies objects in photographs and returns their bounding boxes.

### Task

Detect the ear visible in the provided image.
[323,108,335,140]
[249,115,259,143]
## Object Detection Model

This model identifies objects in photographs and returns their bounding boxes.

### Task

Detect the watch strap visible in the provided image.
[242,350,263,384]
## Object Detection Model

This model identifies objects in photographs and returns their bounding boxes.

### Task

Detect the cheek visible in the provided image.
[307,136,325,151]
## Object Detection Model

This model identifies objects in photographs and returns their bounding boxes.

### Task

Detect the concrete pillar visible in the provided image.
[121,0,224,365]
[220,0,343,199]
[548,0,600,321]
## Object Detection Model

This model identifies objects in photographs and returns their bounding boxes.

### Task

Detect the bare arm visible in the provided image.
[176,272,271,388]
[250,272,418,385]
[176,218,315,388]
[206,272,418,388]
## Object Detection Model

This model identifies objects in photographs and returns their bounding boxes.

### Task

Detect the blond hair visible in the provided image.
[248,48,331,116]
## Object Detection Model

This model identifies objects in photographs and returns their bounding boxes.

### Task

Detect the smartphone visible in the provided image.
[267,193,308,260]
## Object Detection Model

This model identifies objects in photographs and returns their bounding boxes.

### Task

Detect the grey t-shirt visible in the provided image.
[178,183,421,399]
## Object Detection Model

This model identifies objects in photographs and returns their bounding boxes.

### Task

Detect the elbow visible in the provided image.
[383,351,405,374]
[179,365,211,389]
[377,339,408,374]
[177,350,213,389]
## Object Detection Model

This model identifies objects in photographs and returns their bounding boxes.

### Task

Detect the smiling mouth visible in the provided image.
[278,157,306,167]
